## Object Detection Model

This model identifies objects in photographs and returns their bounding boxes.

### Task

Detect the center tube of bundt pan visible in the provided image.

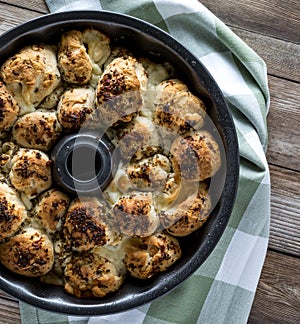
[50,133,114,196]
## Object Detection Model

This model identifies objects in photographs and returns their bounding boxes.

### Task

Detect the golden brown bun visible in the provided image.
[58,30,93,85]
[171,130,221,181]
[125,153,171,191]
[58,28,110,85]
[64,252,124,298]
[154,79,206,134]
[64,197,113,252]
[34,188,70,233]
[0,227,54,277]
[124,232,181,279]
[9,148,52,199]
[111,192,159,237]
[160,182,212,236]
[0,181,27,241]
[115,116,161,162]
[0,44,60,115]
[0,81,20,132]
[57,87,95,132]
[94,56,147,127]
[112,154,171,195]
[12,111,62,151]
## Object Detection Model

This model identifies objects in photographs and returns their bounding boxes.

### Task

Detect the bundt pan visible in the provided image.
[0,11,239,315]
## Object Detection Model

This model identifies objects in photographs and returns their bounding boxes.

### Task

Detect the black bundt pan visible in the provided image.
[0,11,239,316]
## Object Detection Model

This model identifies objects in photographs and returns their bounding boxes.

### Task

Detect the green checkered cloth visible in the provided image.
[19,0,271,323]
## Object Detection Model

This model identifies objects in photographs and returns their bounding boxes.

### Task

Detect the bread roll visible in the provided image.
[154,79,206,134]
[12,111,62,151]
[0,181,27,241]
[0,227,54,277]
[9,148,52,199]
[124,232,181,279]
[64,197,114,252]
[111,192,159,237]
[94,56,147,127]
[171,130,221,181]
[64,252,124,298]
[1,44,60,115]
[0,81,20,132]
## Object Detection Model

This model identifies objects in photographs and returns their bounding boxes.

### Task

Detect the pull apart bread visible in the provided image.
[0,27,222,298]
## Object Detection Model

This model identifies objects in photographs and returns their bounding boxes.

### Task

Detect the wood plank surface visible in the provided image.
[1,0,48,13]
[269,165,300,257]
[267,76,300,171]
[248,251,300,324]
[231,27,300,83]
[0,3,41,34]
[0,291,20,324]
[200,0,300,44]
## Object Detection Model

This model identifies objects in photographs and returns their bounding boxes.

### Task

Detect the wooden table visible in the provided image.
[0,1,299,323]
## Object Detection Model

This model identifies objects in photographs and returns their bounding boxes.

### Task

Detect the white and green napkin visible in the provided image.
[19,0,270,323]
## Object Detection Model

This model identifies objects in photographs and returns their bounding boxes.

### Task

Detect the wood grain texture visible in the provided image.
[269,165,300,257]
[0,3,41,34]
[231,27,300,83]
[1,0,48,13]
[0,291,20,324]
[248,251,300,324]
[200,0,300,44]
[267,76,300,171]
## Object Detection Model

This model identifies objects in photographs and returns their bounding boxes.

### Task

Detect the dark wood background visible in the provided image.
[0,0,299,323]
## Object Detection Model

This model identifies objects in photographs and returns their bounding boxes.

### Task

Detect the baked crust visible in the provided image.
[94,56,147,127]
[9,148,52,199]
[154,79,206,134]
[0,228,54,277]
[111,192,159,237]
[57,87,95,132]
[0,81,20,133]
[12,111,62,151]
[1,44,60,115]
[0,181,27,241]
[64,198,114,253]
[171,130,221,181]
[58,28,110,85]
[34,188,70,233]
[124,232,181,279]
[160,182,212,236]
[64,252,124,298]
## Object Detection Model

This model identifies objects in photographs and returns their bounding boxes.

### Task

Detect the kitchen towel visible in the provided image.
[19,0,271,323]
